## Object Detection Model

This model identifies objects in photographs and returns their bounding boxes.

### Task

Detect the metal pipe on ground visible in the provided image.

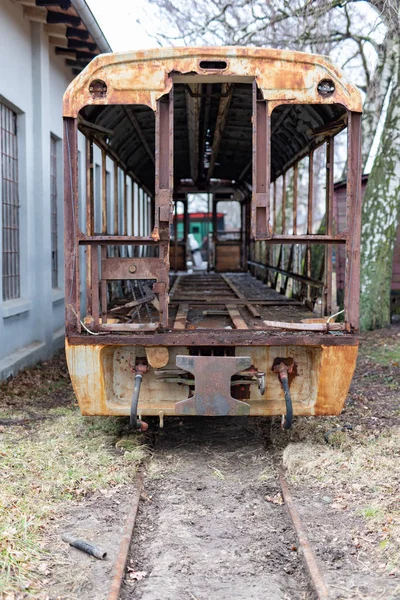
[62,534,107,560]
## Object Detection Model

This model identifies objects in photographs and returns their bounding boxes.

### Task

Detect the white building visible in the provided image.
[0,0,111,378]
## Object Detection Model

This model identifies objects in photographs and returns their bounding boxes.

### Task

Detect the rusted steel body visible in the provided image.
[66,340,357,417]
[63,47,362,420]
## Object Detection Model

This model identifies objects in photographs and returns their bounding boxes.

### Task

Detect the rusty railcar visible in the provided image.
[63,47,362,429]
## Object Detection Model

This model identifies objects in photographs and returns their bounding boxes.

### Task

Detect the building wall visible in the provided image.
[0,0,72,378]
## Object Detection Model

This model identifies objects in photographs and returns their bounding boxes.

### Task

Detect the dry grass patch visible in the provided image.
[283,430,400,571]
[0,407,147,597]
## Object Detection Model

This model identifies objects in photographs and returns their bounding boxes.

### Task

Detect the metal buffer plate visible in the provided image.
[175,355,251,416]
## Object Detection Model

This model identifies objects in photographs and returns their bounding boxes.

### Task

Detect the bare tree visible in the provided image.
[146,0,400,329]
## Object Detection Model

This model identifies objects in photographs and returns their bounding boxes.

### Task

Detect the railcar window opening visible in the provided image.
[248,101,350,318]
[71,104,159,332]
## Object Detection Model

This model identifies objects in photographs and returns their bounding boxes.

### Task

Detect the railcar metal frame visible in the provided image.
[62,47,363,419]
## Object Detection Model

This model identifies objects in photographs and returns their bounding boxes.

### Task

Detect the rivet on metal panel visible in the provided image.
[128,265,137,274]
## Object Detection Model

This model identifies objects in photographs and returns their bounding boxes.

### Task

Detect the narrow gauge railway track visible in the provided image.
[109,418,329,600]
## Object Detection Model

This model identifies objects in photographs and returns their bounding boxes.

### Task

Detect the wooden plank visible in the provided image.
[221,274,261,318]
[169,275,182,298]
[215,245,241,271]
[173,304,189,330]
[100,323,158,332]
[264,320,347,331]
[226,305,248,330]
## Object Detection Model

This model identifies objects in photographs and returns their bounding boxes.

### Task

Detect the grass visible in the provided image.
[282,426,400,570]
[0,406,147,597]
[364,345,400,366]
[274,326,400,576]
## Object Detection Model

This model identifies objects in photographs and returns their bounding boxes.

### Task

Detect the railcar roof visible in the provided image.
[64,47,362,194]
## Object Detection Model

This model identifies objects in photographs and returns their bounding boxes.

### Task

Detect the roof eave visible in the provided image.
[70,0,112,54]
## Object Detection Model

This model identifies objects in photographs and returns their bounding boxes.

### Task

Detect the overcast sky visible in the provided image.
[87,0,161,52]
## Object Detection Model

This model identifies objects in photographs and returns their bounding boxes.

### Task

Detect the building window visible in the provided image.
[50,136,58,288]
[1,103,20,301]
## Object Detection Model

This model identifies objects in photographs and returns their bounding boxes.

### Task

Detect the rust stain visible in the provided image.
[63,46,362,118]
[66,342,358,418]
[314,344,359,415]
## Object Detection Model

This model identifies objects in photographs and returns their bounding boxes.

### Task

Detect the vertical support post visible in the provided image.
[64,117,80,333]
[142,190,147,236]
[252,82,271,239]
[85,137,94,319]
[154,90,174,240]
[153,90,173,327]
[207,192,211,272]
[123,172,127,236]
[131,179,136,236]
[272,180,277,232]
[282,172,287,235]
[138,187,142,238]
[101,246,107,324]
[131,177,136,256]
[113,161,118,235]
[184,197,189,268]
[101,148,107,234]
[345,112,362,330]
[306,150,314,302]
[293,162,298,236]
[280,172,286,293]
[173,198,178,272]
[241,200,247,271]
[292,162,298,296]
[325,138,334,316]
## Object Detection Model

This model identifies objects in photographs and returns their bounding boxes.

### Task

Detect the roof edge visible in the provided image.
[70,0,112,54]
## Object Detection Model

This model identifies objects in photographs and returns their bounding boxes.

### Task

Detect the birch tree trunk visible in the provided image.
[361,39,395,167]
[360,39,400,329]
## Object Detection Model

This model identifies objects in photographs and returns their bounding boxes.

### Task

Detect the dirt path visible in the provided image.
[1,325,398,599]
[122,418,313,600]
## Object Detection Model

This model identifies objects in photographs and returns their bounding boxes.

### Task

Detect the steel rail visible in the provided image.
[108,471,143,600]
[279,469,330,600]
